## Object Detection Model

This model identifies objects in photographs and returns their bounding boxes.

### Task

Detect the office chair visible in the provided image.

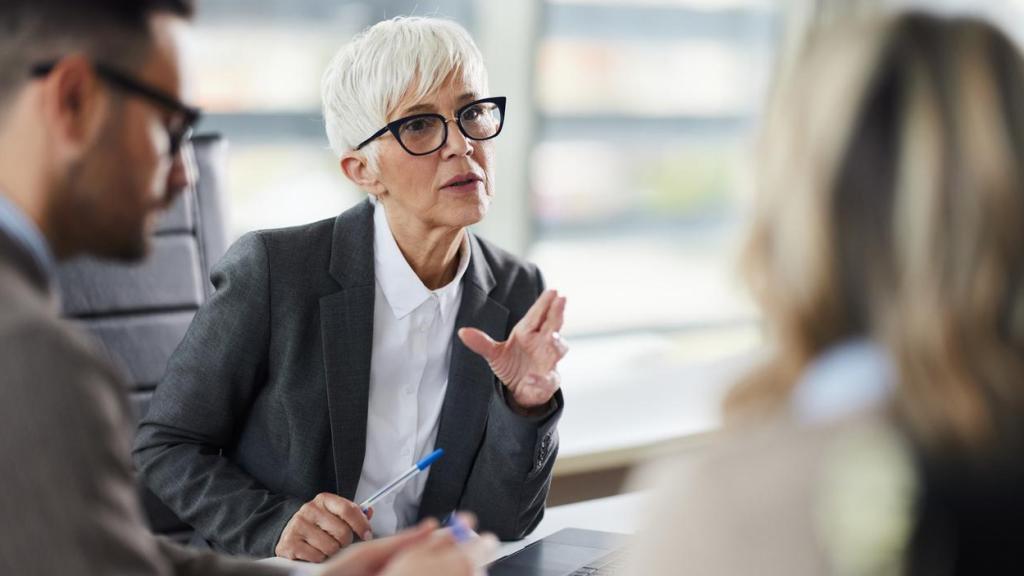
[56,133,230,543]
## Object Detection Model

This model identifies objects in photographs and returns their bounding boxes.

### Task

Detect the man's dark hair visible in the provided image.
[0,0,194,110]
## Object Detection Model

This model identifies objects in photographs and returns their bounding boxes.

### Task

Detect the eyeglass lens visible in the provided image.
[396,100,503,154]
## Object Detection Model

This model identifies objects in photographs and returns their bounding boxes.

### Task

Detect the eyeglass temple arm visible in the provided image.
[356,126,391,151]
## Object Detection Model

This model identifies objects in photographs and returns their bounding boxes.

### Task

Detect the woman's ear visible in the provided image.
[340,153,386,198]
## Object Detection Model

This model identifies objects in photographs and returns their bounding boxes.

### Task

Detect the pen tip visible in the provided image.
[417,448,445,470]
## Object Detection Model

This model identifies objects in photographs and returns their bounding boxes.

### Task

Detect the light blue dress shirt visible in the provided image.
[791,339,895,424]
[0,192,56,284]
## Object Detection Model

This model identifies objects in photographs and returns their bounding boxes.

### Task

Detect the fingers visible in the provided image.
[462,532,500,567]
[454,511,477,532]
[539,295,567,335]
[458,328,500,362]
[278,493,370,562]
[551,331,569,361]
[276,515,336,562]
[378,537,475,576]
[290,540,329,563]
[308,502,356,547]
[379,518,437,552]
[426,538,476,576]
[300,517,344,557]
[520,290,558,333]
[318,492,374,541]
[323,519,439,576]
[539,296,568,367]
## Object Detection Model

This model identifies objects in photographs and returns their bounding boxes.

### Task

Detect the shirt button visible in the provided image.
[405,386,415,396]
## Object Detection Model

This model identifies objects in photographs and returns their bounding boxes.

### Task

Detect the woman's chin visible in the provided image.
[437,190,489,227]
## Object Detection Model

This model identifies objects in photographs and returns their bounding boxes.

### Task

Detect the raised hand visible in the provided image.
[458,290,568,414]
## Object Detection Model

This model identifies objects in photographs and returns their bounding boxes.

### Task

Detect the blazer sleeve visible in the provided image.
[133,232,304,557]
[457,265,564,540]
[0,318,289,576]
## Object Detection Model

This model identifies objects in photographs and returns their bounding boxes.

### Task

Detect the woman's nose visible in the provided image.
[442,120,475,158]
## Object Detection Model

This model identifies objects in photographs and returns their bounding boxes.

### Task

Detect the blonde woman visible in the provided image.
[630,12,1024,575]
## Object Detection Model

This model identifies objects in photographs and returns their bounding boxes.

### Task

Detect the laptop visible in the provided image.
[488,528,628,576]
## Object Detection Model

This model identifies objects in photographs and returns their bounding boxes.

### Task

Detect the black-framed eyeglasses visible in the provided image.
[30,61,202,157]
[355,96,506,156]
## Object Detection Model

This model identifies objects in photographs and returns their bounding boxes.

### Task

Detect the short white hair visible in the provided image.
[321,16,490,165]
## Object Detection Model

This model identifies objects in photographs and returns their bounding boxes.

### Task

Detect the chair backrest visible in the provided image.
[56,133,230,543]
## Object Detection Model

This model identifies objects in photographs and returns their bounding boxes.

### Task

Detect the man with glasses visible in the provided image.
[135,16,567,563]
[0,1,486,574]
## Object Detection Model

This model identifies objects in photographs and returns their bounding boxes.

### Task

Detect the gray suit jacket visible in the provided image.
[0,233,286,575]
[134,199,562,557]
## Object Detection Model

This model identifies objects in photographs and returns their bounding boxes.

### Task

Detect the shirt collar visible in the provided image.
[0,191,57,285]
[373,201,471,320]
[791,338,895,424]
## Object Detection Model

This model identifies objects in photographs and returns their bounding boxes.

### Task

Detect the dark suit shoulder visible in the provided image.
[472,234,543,298]
[242,217,339,294]
[250,216,336,251]
[212,217,335,291]
[249,198,370,257]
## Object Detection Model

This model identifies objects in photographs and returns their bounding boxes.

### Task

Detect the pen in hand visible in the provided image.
[359,448,445,514]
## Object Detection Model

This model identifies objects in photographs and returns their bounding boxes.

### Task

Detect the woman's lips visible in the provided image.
[441,173,483,193]
[442,172,482,186]
[443,180,483,193]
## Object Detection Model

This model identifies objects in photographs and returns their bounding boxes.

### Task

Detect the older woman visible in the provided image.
[134,17,567,562]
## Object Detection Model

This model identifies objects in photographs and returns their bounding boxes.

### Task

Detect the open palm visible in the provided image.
[458,290,568,412]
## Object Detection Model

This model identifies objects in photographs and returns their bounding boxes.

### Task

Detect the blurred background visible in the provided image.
[191,0,1024,501]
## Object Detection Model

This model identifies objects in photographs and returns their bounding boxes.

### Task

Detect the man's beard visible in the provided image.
[57,148,152,263]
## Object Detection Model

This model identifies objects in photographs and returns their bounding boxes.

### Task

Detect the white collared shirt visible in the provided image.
[353,201,471,536]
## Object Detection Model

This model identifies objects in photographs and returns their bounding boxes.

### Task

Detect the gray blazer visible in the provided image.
[0,233,286,575]
[134,199,563,557]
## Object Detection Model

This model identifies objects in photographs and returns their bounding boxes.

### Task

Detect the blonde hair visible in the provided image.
[729,12,1024,453]
[321,16,489,168]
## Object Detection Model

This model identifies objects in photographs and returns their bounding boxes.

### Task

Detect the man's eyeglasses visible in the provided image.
[356,97,506,156]
[30,61,202,157]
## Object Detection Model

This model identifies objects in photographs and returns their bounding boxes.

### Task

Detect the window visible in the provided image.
[192,0,477,237]
[529,0,775,344]
[177,0,1024,474]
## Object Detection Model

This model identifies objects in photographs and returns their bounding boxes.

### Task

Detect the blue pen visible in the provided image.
[442,511,473,543]
[360,448,444,513]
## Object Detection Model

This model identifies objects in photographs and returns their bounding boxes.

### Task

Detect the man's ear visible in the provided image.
[40,55,109,162]
[340,152,386,198]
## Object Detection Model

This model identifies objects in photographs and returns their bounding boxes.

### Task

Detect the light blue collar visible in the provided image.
[0,192,56,284]
[792,339,895,424]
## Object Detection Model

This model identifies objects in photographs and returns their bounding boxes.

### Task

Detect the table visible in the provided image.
[491,492,643,562]
[262,492,646,572]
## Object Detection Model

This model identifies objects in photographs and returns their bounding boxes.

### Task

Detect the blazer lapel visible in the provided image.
[418,234,509,520]
[320,200,376,499]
